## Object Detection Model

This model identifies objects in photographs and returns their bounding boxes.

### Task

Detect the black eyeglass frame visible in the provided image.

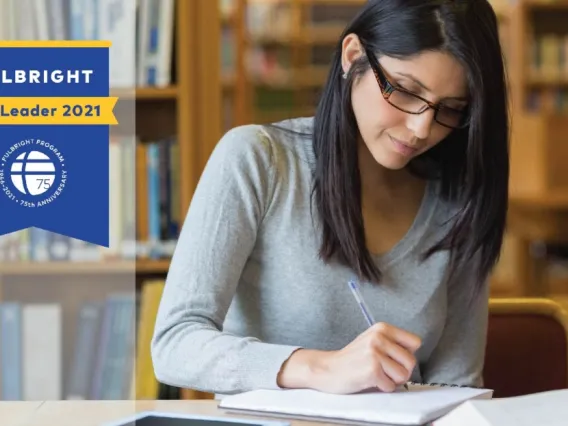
[363,47,470,130]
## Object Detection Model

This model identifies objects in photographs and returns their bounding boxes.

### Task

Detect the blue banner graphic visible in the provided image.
[0,41,117,247]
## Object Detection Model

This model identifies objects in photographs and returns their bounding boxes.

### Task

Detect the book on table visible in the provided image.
[433,388,568,426]
[218,383,493,425]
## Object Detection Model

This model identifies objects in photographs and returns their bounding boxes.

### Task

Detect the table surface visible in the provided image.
[0,399,339,426]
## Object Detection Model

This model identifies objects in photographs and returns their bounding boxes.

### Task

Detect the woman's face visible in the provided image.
[343,35,469,170]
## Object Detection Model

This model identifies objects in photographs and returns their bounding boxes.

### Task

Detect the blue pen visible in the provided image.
[347,279,409,391]
[347,280,376,327]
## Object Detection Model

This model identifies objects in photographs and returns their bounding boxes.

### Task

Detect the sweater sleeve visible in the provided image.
[151,125,302,395]
[421,258,490,388]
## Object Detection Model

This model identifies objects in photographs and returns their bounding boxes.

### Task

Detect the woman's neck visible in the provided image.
[359,142,415,189]
[357,140,421,209]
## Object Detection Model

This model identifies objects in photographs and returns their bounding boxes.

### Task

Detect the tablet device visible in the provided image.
[101,412,290,426]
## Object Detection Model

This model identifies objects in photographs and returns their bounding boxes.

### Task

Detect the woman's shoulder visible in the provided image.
[213,116,316,172]
[214,122,272,160]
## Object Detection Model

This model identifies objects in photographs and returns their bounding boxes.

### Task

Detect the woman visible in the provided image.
[151,0,509,396]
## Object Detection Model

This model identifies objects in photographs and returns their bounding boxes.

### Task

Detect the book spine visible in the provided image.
[0,303,22,400]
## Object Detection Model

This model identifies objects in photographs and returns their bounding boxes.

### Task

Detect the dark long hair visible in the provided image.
[312,0,509,293]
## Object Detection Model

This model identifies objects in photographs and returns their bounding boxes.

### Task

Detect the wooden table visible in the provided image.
[0,399,336,426]
[508,192,568,296]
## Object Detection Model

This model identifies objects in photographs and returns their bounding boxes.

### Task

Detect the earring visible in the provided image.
[342,71,348,79]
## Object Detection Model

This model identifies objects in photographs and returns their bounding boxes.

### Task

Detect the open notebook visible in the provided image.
[218,383,493,425]
[433,388,568,426]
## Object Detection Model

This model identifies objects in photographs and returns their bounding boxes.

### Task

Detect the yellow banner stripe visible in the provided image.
[0,41,111,48]
[0,97,118,125]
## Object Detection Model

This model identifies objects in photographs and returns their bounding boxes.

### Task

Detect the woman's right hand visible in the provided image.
[277,322,421,394]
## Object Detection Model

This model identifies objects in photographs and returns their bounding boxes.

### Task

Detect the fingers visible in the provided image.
[374,362,397,393]
[375,337,416,376]
[353,322,422,394]
[369,322,419,391]
[371,322,422,352]
[380,355,410,387]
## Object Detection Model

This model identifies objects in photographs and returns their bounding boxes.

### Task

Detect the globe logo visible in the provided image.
[10,150,56,196]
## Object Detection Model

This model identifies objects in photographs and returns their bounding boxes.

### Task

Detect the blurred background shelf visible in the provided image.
[114,86,179,100]
[0,259,170,276]
[522,0,568,10]
[0,261,135,276]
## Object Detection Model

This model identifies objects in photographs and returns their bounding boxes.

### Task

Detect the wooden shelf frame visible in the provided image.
[111,86,179,100]
[522,0,568,11]
[131,0,223,275]
[0,258,171,276]
[509,0,568,113]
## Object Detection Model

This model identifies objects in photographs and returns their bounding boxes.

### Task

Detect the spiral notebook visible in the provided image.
[218,382,493,426]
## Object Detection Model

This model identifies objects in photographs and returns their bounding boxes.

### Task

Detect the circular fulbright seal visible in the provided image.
[0,138,67,209]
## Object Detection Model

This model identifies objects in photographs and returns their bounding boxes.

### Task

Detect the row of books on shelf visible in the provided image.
[0,293,135,400]
[0,0,175,88]
[0,230,109,263]
[137,0,175,87]
[136,138,180,260]
[135,279,166,399]
[0,0,136,88]
[526,88,568,112]
[220,0,362,83]
[221,34,334,87]
[245,1,296,39]
[0,279,166,401]
[220,0,235,21]
[109,136,137,260]
[529,33,568,80]
[0,232,176,264]
[220,5,510,89]
[243,46,329,84]
[0,135,180,264]
[109,135,175,261]
[243,0,364,39]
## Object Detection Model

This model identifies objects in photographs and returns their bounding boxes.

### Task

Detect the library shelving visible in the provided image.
[499,1,568,299]
[0,0,224,270]
[1,0,225,269]
[0,0,223,402]
[507,0,568,196]
[509,0,568,115]
[239,0,368,123]
[221,0,249,130]
[223,0,514,125]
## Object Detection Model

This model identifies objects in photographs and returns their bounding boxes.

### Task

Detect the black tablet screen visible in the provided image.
[118,416,267,426]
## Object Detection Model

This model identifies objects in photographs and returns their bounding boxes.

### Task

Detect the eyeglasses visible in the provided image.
[363,47,470,129]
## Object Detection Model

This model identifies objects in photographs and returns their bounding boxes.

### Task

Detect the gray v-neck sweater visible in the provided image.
[151,117,489,396]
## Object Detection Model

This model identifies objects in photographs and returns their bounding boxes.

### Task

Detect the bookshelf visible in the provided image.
[495,1,568,298]
[0,0,223,402]
[227,0,514,125]
[221,0,249,129]
[236,0,364,123]
[0,0,224,265]
[509,0,568,115]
